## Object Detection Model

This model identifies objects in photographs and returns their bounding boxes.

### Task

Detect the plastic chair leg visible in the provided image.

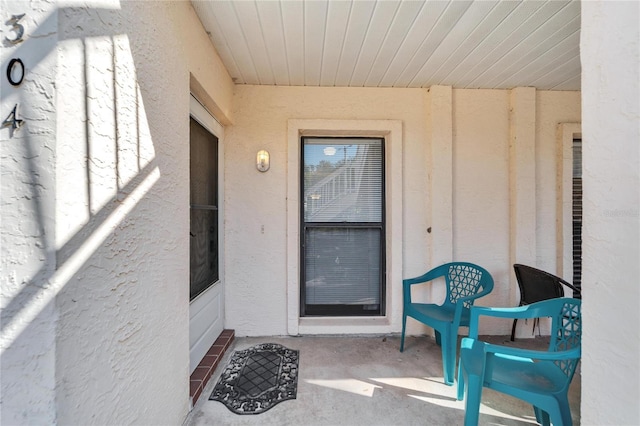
[534,406,551,426]
[556,395,574,426]
[456,363,465,401]
[435,330,442,346]
[511,318,517,341]
[441,333,454,386]
[400,314,407,352]
[544,405,569,426]
[463,374,483,426]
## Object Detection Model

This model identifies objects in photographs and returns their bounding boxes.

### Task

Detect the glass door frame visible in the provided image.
[299,136,386,317]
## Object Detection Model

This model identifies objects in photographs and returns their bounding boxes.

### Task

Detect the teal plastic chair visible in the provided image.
[400,262,494,385]
[457,298,582,426]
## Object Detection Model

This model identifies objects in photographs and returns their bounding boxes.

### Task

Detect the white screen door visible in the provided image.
[189,95,224,373]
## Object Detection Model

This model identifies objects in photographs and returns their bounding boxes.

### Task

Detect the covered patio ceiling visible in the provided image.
[191,0,581,90]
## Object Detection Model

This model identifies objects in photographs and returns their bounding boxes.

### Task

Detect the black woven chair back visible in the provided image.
[511,264,581,341]
[514,264,565,305]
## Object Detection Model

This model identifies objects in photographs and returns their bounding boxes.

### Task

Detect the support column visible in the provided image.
[509,87,537,337]
[581,2,640,423]
[424,85,454,316]
[429,85,453,267]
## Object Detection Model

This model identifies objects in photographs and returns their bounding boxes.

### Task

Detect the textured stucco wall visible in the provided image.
[55,3,188,423]
[54,2,232,424]
[224,85,581,337]
[3,0,233,424]
[1,1,58,424]
[453,89,511,312]
[534,91,581,271]
[225,86,428,336]
[581,1,640,424]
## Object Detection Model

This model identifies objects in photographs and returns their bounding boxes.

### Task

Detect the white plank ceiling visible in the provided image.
[191,0,581,90]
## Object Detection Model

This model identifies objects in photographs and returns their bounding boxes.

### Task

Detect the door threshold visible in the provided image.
[189,329,234,409]
[297,316,392,334]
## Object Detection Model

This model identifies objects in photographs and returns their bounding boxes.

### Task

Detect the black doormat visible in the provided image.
[209,343,299,414]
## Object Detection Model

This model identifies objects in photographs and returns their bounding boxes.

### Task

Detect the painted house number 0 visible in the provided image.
[3,13,26,133]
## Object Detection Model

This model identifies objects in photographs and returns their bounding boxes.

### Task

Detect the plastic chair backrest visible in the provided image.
[514,264,570,305]
[459,298,581,426]
[509,298,581,378]
[446,263,492,308]
[549,299,582,378]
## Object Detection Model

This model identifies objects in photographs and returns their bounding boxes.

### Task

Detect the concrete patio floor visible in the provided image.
[185,335,580,426]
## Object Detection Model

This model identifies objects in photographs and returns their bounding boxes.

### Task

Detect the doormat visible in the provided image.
[209,343,299,414]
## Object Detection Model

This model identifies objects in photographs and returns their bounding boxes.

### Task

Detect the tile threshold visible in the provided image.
[189,329,234,409]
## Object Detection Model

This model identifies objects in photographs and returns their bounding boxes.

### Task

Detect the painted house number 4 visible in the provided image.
[3,13,26,133]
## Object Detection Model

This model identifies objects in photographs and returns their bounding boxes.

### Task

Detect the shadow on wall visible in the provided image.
[2,3,188,422]
[2,3,160,347]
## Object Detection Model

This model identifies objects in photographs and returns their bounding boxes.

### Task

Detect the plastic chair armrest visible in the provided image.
[452,284,493,327]
[403,267,446,286]
[460,337,488,377]
[457,286,493,304]
[482,343,581,361]
[471,304,543,319]
[454,281,493,310]
[468,302,572,337]
[402,267,447,304]
[559,278,581,295]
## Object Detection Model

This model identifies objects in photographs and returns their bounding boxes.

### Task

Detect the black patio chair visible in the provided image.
[510,264,581,341]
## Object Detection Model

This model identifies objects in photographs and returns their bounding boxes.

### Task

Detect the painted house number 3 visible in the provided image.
[3,13,26,133]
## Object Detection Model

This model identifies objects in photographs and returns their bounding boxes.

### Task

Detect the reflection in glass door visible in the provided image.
[301,137,385,316]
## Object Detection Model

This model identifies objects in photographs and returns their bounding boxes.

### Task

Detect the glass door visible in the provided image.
[301,137,385,316]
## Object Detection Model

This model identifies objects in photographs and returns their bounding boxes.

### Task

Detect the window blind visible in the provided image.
[572,139,582,295]
[302,137,384,315]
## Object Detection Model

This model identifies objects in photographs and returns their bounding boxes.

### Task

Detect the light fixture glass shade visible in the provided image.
[256,149,270,172]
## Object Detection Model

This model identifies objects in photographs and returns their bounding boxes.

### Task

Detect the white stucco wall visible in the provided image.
[224,86,428,336]
[55,3,186,424]
[1,2,58,424]
[581,1,640,424]
[54,2,233,424]
[224,85,581,337]
[453,89,511,312]
[2,0,233,424]
[535,91,581,271]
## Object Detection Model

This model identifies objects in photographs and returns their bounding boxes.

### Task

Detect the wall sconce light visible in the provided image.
[256,150,270,172]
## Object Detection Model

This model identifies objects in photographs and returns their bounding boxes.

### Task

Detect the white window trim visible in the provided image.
[287,119,403,335]
[190,95,224,139]
[556,122,581,289]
